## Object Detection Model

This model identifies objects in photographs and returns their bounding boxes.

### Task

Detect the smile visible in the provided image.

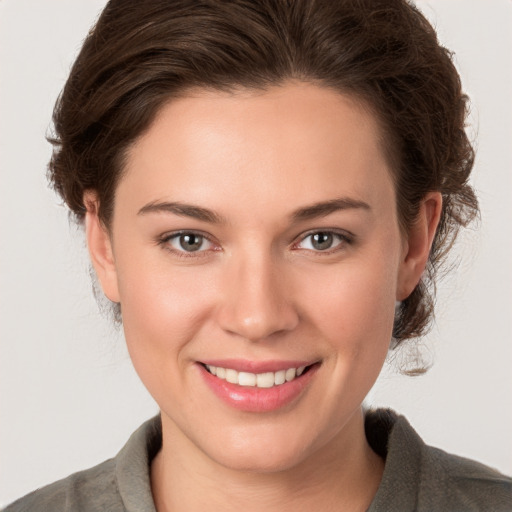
[205,364,307,388]
[199,360,319,412]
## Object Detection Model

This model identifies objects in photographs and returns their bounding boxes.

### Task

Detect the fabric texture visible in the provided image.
[4,410,511,511]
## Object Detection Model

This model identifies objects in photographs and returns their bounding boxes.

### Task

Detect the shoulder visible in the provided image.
[3,415,161,512]
[420,443,512,511]
[367,408,512,511]
[2,458,122,512]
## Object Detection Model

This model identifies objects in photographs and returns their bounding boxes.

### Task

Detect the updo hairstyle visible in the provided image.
[47,0,479,344]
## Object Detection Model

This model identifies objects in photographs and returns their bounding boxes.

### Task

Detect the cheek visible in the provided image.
[300,252,399,352]
[114,252,217,374]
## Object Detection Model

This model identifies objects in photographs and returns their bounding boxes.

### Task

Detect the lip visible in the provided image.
[199,358,315,373]
[197,360,320,413]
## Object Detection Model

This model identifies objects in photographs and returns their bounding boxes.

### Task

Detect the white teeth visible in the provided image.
[274,370,286,385]
[238,372,256,387]
[205,364,309,388]
[285,368,296,382]
[225,368,238,384]
[256,372,275,388]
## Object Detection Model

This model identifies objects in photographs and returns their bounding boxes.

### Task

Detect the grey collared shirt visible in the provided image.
[4,410,511,511]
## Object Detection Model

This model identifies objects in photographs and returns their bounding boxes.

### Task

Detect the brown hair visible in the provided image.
[48,0,478,345]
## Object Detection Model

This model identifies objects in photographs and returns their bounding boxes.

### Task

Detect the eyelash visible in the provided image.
[293,229,354,254]
[157,229,354,258]
[157,230,218,259]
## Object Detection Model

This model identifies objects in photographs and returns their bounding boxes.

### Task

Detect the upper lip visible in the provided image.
[198,359,319,373]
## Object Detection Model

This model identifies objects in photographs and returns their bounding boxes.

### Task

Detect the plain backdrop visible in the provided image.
[1,0,511,506]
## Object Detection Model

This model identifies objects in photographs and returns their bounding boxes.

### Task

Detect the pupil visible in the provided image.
[180,234,202,251]
[312,232,333,250]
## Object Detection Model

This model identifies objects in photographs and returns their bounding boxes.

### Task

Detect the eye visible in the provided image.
[296,231,348,252]
[164,232,214,253]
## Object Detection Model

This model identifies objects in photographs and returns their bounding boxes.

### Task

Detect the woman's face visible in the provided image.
[90,82,429,472]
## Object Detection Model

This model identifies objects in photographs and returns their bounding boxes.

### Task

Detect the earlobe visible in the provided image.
[397,192,442,301]
[83,191,120,303]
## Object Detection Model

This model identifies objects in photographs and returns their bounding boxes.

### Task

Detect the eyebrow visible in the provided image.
[138,201,226,224]
[290,197,371,222]
[137,196,370,224]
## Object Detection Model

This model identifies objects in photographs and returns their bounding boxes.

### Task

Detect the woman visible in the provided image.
[2,0,511,510]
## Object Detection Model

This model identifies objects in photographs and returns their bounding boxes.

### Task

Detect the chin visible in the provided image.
[212,446,307,474]
[199,424,319,474]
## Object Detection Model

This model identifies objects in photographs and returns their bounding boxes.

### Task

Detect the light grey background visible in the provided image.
[1,0,511,506]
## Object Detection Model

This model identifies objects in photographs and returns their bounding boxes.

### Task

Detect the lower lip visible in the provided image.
[198,364,319,413]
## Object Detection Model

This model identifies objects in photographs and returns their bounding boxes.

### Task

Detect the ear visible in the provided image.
[83,190,120,303]
[396,192,442,301]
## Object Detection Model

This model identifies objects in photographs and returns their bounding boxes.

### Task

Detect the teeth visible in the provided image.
[274,370,286,385]
[285,368,296,382]
[205,364,309,388]
[238,371,256,387]
[256,372,275,388]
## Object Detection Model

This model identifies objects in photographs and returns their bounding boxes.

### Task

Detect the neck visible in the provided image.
[151,409,384,512]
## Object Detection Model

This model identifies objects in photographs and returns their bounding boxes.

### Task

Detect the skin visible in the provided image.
[85,81,441,511]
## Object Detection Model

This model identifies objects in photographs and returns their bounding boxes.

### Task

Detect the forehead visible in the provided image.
[118,82,395,222]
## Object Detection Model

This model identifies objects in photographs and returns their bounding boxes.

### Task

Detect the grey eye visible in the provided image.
[168,233,212,252]
[179,234,203,251]
[298,232,345,251]
[311,232,334,250]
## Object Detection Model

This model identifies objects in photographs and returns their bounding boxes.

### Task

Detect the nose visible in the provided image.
[216,253,299,342]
